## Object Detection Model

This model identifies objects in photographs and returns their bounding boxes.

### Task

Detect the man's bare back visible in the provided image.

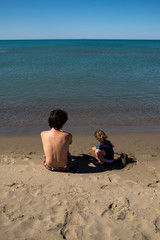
[41,128,72,167]
[41,109,72,170]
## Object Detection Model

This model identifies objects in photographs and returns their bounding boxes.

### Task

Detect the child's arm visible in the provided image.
[92,145,99,151]
[111,142,114,148]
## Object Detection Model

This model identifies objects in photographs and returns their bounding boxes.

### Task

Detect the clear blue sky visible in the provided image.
[0,0,160,39]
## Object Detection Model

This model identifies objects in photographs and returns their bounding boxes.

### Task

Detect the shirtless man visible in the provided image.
[41,109,72,172]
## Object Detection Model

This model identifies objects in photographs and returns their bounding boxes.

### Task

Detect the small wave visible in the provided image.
[0,50,9,54]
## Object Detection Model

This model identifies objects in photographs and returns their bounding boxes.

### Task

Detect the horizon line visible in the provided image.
[0,38,160,41]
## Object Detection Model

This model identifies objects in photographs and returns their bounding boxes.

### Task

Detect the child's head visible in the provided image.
[48,109,68,130]
[94,129,108,143]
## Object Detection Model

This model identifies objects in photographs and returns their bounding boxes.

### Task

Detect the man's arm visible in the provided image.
[68,133,72,144]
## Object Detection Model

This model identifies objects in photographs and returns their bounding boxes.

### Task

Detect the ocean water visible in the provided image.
[0,39,160,135]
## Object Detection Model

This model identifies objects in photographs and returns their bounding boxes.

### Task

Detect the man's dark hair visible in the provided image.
[48,109,68,130]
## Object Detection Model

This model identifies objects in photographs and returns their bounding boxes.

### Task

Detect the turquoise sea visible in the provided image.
[0,39,160,135]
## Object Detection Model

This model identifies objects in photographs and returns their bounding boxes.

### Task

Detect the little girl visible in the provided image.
[94,129,115,165]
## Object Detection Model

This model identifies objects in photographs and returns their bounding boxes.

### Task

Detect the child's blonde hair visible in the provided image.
[94,130,108,143]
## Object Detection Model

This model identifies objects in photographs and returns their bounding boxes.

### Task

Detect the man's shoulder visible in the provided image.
[61,130,72,136]
[40,131,44,137]
[62,131,72,144]
[62,131,72,139]
[40,130,50,138]
[41,130,47,135]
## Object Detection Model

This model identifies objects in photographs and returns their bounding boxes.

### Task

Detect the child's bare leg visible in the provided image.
[95,149,105,164]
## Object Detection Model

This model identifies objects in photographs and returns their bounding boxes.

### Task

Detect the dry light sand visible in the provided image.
[0,132,160,240]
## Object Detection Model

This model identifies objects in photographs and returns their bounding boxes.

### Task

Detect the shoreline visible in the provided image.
[0,124,160,136]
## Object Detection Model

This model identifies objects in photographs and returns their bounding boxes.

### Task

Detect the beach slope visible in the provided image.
[0,133,160,240]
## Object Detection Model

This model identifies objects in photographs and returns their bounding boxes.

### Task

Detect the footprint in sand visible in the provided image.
[0,204,12,226]
[101,197,134,221]
[5,181,25,189]
[100,185,112,189]
[132,231,150,240]
[2,157,15,165]
[100,175,121,189]
[148,166,159,178]
[0,203,24,223]
[147,180,160,188]
[154,216,160,233]
[28,152,36,155]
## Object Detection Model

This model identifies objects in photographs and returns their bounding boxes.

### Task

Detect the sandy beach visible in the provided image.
[0,132,160,240]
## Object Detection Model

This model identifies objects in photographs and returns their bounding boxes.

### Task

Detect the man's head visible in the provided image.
[48,109,68,130]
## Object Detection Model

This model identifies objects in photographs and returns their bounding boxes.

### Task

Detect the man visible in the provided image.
[41,109,72,172]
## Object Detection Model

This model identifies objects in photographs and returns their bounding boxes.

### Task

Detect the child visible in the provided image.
[94,129,115,165]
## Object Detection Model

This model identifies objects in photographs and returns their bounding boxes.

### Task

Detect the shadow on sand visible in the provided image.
[69,154,136,174]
